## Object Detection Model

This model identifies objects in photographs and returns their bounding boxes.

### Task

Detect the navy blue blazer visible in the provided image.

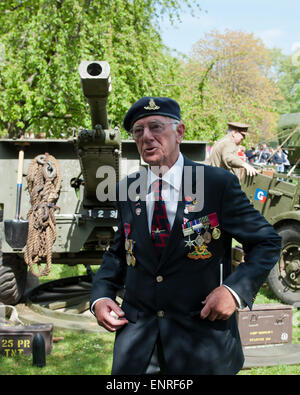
[91,155,281,375]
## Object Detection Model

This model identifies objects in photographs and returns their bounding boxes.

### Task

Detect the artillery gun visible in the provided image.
[0,61,121,305]
[240,113,300,305]
[0,61,206,307]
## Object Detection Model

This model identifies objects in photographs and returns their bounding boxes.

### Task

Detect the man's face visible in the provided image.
[232,130,245,145]
[132,115,185,168]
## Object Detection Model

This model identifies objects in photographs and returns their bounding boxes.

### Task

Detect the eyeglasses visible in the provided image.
[130,121,179,139]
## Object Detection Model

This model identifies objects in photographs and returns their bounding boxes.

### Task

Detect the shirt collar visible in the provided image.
[147,152,183,193]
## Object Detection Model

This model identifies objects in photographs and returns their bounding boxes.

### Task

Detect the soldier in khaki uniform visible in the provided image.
[207,122,257,178]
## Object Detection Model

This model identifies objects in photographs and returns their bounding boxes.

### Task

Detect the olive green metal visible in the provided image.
[241,164,300,304]
[278,112,300,169]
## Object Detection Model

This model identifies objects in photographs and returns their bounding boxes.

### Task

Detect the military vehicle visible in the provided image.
[0,61,206,306]
[278,112,300,173]
[241,112,300,305]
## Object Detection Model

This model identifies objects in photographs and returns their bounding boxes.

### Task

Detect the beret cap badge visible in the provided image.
[144,98,160,111]
[123,96,181,132]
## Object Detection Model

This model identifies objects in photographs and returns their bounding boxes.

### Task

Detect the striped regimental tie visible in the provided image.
[151,178,170,260]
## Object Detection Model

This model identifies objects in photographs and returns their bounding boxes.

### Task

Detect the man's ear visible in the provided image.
[176,123,185,144]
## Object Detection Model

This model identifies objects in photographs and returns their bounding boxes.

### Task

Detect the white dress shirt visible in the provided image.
[146,152,183,232]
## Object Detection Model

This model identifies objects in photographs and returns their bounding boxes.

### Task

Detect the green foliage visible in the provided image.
[270,48,300,115]
[0,0,199,138]
[179,30,282,145]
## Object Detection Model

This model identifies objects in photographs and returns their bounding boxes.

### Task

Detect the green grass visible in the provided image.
[38,263,93,283]
[0,330,115,375]
[1,265,299,375]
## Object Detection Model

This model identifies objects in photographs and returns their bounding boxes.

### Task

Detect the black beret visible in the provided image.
[123,97,181,132]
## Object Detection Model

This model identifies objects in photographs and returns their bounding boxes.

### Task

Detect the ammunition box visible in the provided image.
[0,323,53,357]
[237,304,293,346]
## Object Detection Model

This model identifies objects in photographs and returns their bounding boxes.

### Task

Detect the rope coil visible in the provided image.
[24,153,62,277]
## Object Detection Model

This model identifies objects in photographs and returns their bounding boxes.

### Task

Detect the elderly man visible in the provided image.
[90,97,281,375]
[208,122,257,177]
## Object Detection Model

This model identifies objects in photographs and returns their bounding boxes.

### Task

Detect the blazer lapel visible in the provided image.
[128,188,158,274]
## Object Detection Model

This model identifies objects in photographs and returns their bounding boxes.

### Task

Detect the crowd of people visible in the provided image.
[242,143,290,172]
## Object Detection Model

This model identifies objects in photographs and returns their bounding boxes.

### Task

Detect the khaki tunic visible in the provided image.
[207,134,245,177]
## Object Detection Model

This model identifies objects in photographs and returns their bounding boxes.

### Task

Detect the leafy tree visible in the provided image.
[179,29,282,144]
[270,48,300,115]
[0,0,200,138]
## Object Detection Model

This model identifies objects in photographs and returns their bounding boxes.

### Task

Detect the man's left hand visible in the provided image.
[200,286,238,321]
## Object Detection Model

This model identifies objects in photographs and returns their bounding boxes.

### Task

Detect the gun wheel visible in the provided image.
[0,254,27,305]
[267,223,300,305]
[0,211,28,305]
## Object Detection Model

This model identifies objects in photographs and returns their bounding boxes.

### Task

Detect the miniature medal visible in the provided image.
[203,231,211,244]
[126,252,136,267]
[130,254,136,267]
[126,253,132,266]
[195,234,204,246]
[212,227,221,239]
[207,212,222,239]
[184,235,195,249]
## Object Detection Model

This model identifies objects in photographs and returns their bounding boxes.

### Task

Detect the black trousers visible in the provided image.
[144,336,167,375]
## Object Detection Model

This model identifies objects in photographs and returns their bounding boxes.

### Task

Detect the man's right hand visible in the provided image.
[242,162,258,176]
[94,298,128,332]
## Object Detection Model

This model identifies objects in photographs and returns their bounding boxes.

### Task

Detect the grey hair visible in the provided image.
[171,120,180,131]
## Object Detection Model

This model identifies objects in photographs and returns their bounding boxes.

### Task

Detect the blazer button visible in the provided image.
[156,275,163,283]
[157,310,165,318]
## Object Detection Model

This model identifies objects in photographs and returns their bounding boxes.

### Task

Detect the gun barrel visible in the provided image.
[78,61,111,130]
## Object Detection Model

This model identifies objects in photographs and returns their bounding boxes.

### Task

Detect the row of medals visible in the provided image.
[182,216,221,260]
[125,197,141,267]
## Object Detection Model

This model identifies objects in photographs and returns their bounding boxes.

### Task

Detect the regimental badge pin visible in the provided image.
[144,98,160,110]
[152,228,165,235]
[187,243,212,260]
[136,208,141,216]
